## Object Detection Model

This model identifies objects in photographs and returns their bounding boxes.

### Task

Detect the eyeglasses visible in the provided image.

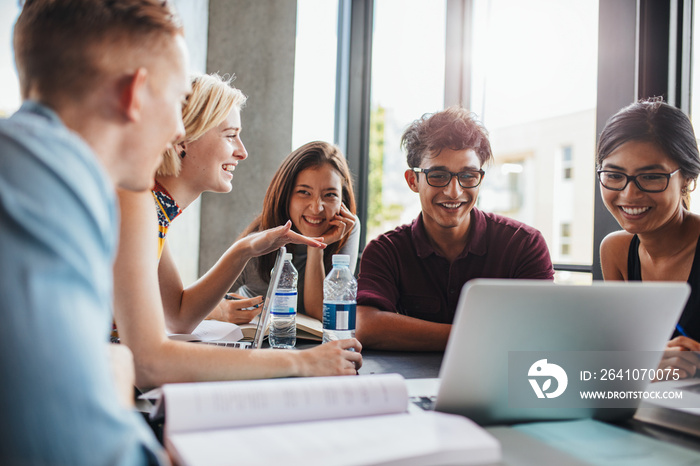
[412,167,485,188]
[596,169,681,193]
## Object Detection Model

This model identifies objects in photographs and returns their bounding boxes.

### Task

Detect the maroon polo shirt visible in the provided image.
[357,208,554,324]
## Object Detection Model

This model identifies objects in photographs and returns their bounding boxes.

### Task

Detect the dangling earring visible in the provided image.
[180,150,186,158]
[682,186,688,195]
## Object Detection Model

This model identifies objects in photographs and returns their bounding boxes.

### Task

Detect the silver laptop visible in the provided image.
[430,279,690,425]
[198,246,285,349]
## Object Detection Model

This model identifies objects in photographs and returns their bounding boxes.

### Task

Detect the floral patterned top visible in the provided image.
[152,180,182,260]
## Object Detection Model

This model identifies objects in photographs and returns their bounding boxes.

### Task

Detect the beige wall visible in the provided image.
[199,0,298,277]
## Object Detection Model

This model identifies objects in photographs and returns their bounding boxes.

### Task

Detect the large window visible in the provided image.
[690,0,700,214]
[292,0,340,150]
[358,0,598,283]
[366,0,447,242]
[472,0,599,284]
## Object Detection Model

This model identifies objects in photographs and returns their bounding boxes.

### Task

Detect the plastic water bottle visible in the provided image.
[270,253,297,348]
[322,254,356,343]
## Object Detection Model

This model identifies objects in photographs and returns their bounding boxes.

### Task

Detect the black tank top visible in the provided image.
[627,234,700,340]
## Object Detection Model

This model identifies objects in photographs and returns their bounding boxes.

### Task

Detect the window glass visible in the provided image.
[292,0,339,151]
[471,0,599,283]
[689,1,700,214]
[0,3,20,116]
[366,0,447,243]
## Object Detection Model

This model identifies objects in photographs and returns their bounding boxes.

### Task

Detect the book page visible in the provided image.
[238,314,265,340]
[296,313,322,338]
[164,373,408,434]
[167,411,501,466]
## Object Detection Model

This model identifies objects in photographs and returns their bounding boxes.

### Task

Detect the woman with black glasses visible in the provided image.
[598,98,700,378]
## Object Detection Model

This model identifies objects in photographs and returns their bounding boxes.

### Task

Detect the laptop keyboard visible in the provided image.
[201,341,252,349]
[410,396,436,411]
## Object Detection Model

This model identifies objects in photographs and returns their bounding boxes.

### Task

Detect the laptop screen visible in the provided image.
[251,246,286,349]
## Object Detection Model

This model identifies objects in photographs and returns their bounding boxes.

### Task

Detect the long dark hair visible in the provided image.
[241,141,357,282]
[597,98,700,208]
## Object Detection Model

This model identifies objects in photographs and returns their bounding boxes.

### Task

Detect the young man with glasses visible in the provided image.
[355,106,554,351]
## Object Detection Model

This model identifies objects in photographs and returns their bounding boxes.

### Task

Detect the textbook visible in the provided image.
[239,312,323,341]
[161,373,501,466]
[634,379,700,437]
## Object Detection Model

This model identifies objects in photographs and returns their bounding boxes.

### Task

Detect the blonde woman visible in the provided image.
[114,74,361,388]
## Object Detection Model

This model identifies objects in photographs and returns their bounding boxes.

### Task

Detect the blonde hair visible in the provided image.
[158,73,247,176]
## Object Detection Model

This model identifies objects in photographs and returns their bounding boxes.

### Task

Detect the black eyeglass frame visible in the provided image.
[596,168,681,193]
[412,167,486,188]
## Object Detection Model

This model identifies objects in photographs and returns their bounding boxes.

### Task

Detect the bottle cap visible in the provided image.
[284,253,293,261]
[332,254,350,265]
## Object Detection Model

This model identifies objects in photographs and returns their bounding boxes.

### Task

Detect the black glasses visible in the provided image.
[596,169,680,193]
[412,167,485,188]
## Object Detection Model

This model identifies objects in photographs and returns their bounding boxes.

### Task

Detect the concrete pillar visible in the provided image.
[200,0,297,275]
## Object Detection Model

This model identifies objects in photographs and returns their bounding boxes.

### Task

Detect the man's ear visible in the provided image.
[405,169,419,193]
[120,68,148,122]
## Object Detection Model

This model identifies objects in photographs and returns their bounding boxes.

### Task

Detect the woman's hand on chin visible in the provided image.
[321,203,355,245]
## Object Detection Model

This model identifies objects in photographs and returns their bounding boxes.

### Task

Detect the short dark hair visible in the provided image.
[14,0,183,105]
[401,106,493,168]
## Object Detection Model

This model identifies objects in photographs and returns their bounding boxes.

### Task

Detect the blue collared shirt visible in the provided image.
[0,101,166,464]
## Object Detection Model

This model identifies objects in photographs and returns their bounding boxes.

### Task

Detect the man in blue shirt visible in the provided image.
[0,0,191,464]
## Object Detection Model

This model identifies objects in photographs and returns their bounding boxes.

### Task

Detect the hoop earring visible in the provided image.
[180,150,186,158]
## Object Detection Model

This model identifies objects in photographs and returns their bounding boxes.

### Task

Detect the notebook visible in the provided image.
[413,279,690,426]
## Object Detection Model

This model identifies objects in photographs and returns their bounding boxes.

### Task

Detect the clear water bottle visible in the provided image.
[270,253,297,348]
[322,254,357,343]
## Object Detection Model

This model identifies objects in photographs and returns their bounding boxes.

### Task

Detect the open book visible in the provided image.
[634,378,700,437]
[239,312,323,341]
[161,374,500,466]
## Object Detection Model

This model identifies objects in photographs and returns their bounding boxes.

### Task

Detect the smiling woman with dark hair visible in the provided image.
[232,140,360,321]
[598,98,700,379]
